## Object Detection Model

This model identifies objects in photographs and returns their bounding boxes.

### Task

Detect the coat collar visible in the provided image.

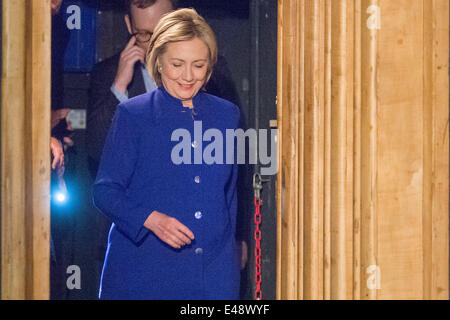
[158,85,204,112]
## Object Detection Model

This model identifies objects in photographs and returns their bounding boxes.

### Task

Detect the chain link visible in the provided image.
[254,196,262,300]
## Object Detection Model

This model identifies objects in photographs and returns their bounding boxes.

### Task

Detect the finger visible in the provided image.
[122,46,146,58]
[124,36,137,51]
[122,49,146,64]
[120,47,145,62]
[135,47,146,59]
[156,225,183,248]
[163,226,185,246]
[121,45,139,56]
[176,223,195,240]
[165,238,182,249]
[58,108,71,119]
[172,229,192,245]
[52,154,59,170]
[59,154,65,167]
[63,137,74,146]
[52,146,63,170]
[161,231,183,249]
[123,44,145,55]
[134,46,146,61]
[168,233,185,247]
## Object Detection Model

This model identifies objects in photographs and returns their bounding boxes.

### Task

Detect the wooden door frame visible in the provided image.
[1,0,51,300]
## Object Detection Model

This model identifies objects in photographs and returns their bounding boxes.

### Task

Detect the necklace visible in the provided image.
[181,104,198,120]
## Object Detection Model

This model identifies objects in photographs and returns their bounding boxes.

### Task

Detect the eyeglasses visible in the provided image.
[131,31,153,44]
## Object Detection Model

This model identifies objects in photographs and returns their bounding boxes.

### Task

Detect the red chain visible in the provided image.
[254,196,262,300]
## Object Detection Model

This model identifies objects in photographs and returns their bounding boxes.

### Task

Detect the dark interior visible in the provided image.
[43,0,276,300]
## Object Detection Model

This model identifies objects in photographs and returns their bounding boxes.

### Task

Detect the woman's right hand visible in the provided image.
[144,211,195,249]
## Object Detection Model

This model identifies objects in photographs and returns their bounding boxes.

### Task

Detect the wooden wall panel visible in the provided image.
[377,0,424,299]
[276,0,300,300]
[1,0,51,299]
[423,0,449,300]
[303,0,324,300]
[276,0,448,300]
[1,0,28,300]
[359,0,379,301]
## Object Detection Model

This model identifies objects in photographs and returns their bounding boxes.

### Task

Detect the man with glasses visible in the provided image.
[111,0,173,102]
[87,0,176,178]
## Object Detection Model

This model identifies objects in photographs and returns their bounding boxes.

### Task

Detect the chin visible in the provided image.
[177,89,197,99]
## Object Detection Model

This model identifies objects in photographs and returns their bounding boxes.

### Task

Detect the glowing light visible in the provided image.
[55,191,67,204]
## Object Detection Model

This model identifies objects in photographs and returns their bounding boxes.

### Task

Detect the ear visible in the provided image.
[124,14,133,35]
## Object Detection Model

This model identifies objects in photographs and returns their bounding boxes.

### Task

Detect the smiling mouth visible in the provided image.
[178,83,194,90]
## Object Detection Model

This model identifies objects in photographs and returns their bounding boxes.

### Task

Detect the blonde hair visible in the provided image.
[146,8,218,87]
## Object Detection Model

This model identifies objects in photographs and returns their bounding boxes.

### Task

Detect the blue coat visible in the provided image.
[93,86,241,300]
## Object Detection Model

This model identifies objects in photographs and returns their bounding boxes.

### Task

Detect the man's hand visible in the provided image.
[51,108,75,150]
[113,36,146,94]
[50,137,64,171]
[51,0,63,16]
[51,108,71,129]
[144,211,195,249]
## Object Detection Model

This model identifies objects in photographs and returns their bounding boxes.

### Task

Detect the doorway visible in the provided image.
[49,0,277,300]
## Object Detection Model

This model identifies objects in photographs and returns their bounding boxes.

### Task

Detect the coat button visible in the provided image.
[194,176,201,184]
[195,211,202,219]
[195,248,203,255]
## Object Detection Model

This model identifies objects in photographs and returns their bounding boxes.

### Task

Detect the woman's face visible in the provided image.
[158,38,209,107]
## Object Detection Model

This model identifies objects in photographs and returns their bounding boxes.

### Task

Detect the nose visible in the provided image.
[182,66,194,82]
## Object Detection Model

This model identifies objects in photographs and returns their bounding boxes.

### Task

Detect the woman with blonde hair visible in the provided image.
[93,8,241,299]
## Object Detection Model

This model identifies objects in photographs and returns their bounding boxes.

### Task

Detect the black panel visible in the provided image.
[244,0,277,301]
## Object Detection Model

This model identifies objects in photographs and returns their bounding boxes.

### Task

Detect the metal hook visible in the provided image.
[253,173,270,199]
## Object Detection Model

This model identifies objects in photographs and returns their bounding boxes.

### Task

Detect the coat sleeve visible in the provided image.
[92,104,151,244]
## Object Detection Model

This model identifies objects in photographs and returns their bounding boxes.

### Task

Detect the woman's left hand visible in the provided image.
[143,211,195,249]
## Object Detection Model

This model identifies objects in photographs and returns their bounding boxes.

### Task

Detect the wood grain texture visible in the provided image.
[27,0,51,300]
[1,0,51,300]
[276,0,448,300]
[352,0,362,301]
[330,0,350,300]
[377,0,424,299]
[303,0,324,300]
[423,0,449,300]
[323,0,332,300]
[1,0,28,300]
[360,0,379,300]
[277,0,300,299]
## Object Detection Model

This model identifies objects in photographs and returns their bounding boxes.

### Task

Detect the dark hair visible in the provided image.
[124,0,178,14]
